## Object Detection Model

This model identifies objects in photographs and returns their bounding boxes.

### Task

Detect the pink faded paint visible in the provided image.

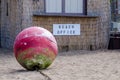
[13,26,58,70]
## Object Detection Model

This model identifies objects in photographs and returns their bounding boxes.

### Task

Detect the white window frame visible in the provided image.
[45,0,87,15]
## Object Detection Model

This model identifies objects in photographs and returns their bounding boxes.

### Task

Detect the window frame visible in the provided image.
[44,0,87,16]
[117,0,120,14]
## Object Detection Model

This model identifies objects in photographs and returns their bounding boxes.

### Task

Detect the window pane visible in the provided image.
[46,0,62,13]
[118,0,120,14]
[65,0,83,13]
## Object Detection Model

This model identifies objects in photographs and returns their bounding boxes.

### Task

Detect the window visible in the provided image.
[6,2,9,16]
[46,0,62,13]
[45,0,86,15]
[112,0,120,14]
[65,0,83,13]
[118,0,120,14]
[111,0,120,21]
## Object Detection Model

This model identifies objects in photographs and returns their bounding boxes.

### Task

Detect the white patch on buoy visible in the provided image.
[23,34,28,38]
[25,34,28,37]
[24,42,27,45]
[41,31,52,39]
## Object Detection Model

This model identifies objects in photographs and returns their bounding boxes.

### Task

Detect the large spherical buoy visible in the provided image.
[13,26,58,70]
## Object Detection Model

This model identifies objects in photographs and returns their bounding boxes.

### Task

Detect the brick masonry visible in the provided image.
[0,0,111,51]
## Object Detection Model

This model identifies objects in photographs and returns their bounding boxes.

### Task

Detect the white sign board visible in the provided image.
[53,24,80,35]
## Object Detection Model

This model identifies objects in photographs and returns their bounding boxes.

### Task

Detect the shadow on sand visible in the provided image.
[9,68,52,74]
[9,69,31,74]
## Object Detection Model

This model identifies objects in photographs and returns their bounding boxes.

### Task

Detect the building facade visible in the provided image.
[0,0,111,51]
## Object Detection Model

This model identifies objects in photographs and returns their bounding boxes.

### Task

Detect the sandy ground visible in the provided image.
[0,48,120,80]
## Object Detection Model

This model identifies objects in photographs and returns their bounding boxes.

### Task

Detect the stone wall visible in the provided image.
[32,0,111,51]
[1,0,16,49]
[22,0,33,28]
[33,16,99,51]
[0,0,111,51]
[1,0,33,49]
[87,0,111,49]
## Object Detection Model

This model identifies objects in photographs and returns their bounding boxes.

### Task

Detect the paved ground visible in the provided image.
[0,48,120,80]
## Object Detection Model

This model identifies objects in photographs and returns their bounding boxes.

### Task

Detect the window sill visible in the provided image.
[33,12,99,18]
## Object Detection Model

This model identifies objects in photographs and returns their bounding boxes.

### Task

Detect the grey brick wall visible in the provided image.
[0,0,111,51]
[88,0,111,49]
[1,0,23,49]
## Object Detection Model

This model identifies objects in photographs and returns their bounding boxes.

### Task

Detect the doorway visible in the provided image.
[108,0,120,49]
[0,0,1,47]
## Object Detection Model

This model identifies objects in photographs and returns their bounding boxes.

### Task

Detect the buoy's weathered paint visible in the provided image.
[13,27,58,70]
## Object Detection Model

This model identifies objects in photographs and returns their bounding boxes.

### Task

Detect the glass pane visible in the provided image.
[65,0,83,13]
[46,0,62,13]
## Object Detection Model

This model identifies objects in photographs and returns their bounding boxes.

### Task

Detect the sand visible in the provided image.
[0,48,120,80]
